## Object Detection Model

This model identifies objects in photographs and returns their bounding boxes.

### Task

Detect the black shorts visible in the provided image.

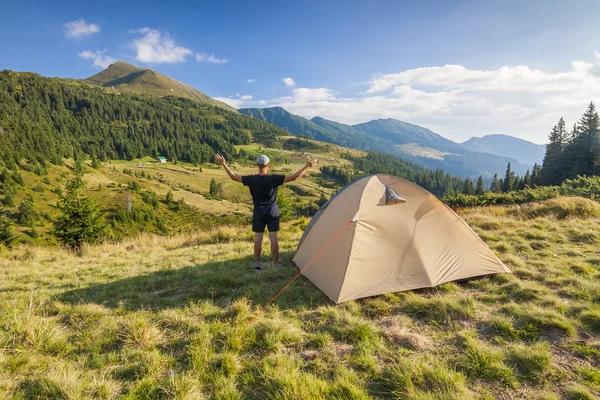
[252,213,280,232]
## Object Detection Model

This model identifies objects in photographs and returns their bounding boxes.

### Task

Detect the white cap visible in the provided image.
[257,155,270,166]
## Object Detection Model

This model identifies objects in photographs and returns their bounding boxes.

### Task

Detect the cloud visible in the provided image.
[196,53,228,64]
[64,18,100,38]
[213,93,253,108]
[232,54,600,143]
[247,78,256,83]
[78,50,116,69]
[282,77,296,87]
[132,28,192,63]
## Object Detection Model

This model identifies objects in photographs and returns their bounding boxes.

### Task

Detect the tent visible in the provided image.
[292,174,510,303]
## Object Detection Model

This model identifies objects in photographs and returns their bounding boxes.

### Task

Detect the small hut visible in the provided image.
[157,156,167,164]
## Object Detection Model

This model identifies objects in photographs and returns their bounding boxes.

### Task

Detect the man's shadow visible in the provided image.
[58,251,330,311]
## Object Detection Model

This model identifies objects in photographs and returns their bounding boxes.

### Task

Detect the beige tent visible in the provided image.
[293,174,510,303]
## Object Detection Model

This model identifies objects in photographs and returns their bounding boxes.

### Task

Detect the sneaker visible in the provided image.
[253,263,262,271]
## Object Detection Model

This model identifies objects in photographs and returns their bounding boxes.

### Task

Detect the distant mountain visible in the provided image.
[85,61,235,111]
[238,107,331,141]
[240,107,535,178]
[353,118,461,152]
[460,134,545,165]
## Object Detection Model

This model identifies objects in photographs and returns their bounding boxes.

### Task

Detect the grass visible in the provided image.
[1,197,600,398]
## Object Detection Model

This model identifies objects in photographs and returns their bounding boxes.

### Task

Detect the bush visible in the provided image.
[444,176,600,208]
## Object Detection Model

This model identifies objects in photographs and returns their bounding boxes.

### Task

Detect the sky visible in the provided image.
[2,0,600,144]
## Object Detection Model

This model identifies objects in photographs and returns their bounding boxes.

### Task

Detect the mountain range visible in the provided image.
[8,60,546,179]
[239,107,544,178]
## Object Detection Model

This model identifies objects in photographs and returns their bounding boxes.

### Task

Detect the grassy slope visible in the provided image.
[10,138,353,245]
[1,198,599,399]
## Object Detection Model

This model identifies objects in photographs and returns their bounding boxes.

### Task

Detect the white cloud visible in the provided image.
[213,94,253,108]
[214,97,243,108]
[64,18,100,38]
[196,52,228,64]
[247,78,256,83]
[234,54,600,144]
[78,50,116,69]
[282,77,296,87]
[132,28,192,63]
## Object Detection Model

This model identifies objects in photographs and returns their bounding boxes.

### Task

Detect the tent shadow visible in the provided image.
[58,251,331,311]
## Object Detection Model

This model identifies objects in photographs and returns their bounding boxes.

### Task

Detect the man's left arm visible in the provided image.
[215,154,243,183]
[284,157,318,183]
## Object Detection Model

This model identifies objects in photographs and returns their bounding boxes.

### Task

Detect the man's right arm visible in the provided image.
[215,154,243,183]
[284,157,318,183]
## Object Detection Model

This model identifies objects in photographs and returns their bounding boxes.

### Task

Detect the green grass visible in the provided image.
[1,197,600,398]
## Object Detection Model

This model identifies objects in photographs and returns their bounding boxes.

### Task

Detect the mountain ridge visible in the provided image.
[240,106,538,178]
[461,134,546,166]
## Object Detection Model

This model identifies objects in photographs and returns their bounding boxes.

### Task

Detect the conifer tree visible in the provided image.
[531,163,541,186]
[475,176,486,195]
[489,174,500,193]
[165,189,174,204]
[502,163,514,192]
[0,206,16,247]
[462,179,475,195]
[541,120,566,185]
[523,169,531,188]
[16,194,38,227]
[208,178,219,199]
[53,173,108,251]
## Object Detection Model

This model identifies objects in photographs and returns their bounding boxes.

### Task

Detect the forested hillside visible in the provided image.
[0,70,286,169]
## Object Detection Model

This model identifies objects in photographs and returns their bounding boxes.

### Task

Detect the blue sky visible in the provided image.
[2,0,600,144]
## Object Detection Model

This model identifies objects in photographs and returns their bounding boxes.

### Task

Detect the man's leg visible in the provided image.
[254,233,264,264]
[269,231,279,264]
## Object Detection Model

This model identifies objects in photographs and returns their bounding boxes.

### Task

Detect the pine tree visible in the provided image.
[489,174,500,193]
[0,207,16,247]
[475,176,486,195]
[208,178,219,199]
[541,120,566,185]
[523,169,531,188]
[502,163,514,192]
[462,179,475,195]
[570,102,599,177]
[16,194,38,227]
[531,163,541,186]
[165,189,174,204]
[91,156,102,169]
[53,173,108,251]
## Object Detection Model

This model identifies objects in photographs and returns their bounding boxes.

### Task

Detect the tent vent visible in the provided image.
[386,187,407,205]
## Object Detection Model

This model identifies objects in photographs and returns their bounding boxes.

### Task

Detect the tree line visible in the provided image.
[0,70,287,170]
[540,102,600,185]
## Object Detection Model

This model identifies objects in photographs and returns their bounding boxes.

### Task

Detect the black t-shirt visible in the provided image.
[242,174,285,216]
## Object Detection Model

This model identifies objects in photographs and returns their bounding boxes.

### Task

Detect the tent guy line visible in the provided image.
[248,219,354,325]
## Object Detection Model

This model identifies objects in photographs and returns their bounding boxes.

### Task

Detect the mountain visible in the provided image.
[238,107,332,141]
[85,61,235,111]
[353,118,461,152]
[241,107,534,178]
[460,134,546,165]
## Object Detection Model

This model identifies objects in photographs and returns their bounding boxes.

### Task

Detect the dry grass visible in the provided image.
[1,197,599,398]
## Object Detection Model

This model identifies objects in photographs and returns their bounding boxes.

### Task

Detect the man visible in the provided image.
[215,153,317,270]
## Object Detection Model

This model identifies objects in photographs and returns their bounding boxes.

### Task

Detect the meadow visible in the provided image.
[1,197,599,399]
